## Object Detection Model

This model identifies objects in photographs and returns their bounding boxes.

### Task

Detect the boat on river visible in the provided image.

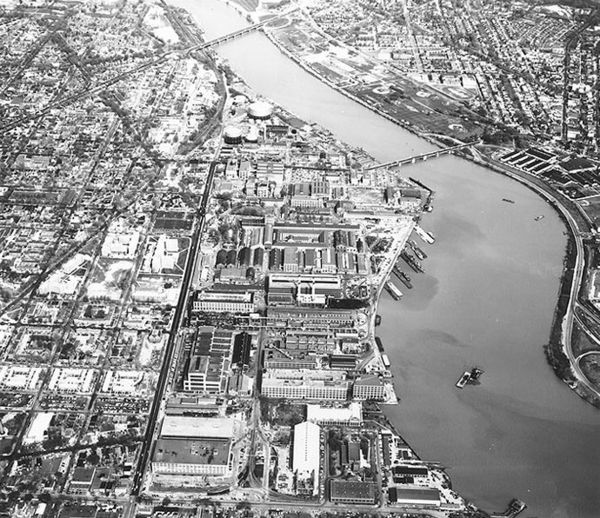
[502,198,515,204]
[456,371,471,388]
[456,367,484,388]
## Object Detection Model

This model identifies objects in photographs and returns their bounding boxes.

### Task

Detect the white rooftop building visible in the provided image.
[306,402,362,427]
[101,370,145,394]
[293,421,320,494]
[160,416,237,439]
[48,368,96,393]
[23,412,54,445]
[0,365,43,391]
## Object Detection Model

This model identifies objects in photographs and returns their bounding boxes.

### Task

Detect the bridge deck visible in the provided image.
[364,142,477,171]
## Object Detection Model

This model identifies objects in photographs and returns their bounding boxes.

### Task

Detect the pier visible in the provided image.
[364,141,479,171]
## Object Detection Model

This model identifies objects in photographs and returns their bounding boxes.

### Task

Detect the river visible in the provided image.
[171,1,600,516]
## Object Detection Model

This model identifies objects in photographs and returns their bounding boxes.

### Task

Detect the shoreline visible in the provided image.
[175,2,599,513]
[460,155,600,408]
[195,2,477,507]
[261,23,600,409]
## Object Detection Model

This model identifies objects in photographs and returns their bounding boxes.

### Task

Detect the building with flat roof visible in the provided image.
[0,365,43,391]
[306,402,362,427]
[262,378,349,400]
[353,375,386,401]
[193,290,255,314]
[48,368,96,394]
[100,370,144,394]
[262,369,349,400]
[388,487,441,507]
[267,306,357,330]
[183,328,232,394]
[330,480,377,504]
[160,415,236,439]
[70,467,96,494]
[152,416,237,477]
[293,421,320,495]
[152,437,232,476]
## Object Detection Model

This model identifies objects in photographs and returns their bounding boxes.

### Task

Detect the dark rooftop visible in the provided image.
[153,437,231,466]
[330,480,376,501]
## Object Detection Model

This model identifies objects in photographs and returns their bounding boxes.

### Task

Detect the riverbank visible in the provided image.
[261,13,600,408]
[262,31,445,151]
[176,2,600,513]
[460,153,600,407]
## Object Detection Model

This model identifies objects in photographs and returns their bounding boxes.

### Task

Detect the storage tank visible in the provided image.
[248,101,273,120]
[223,125,243,145]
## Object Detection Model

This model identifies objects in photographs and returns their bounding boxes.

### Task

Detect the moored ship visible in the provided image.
[408,239,428,259]
[414,225,435,244]
[393,267,413,288]
[401,251,424,273]
[385,280,404,300]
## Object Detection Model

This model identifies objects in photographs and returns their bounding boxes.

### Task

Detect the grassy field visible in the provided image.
[580,353,600,387]
[571,317,600,356]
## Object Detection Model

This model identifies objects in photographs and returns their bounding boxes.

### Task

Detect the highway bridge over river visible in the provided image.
[364,141,480,171]
[186,12,295,54]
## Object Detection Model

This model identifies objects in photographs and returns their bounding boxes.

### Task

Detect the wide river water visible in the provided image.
[172,1,600,515]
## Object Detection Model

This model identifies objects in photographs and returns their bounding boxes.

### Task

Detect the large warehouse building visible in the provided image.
[293,421,321,495]
[152,416,237,476]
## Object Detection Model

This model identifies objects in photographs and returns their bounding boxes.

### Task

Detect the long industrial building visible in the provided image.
[261,369,350,400]
[292,421,321,496]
